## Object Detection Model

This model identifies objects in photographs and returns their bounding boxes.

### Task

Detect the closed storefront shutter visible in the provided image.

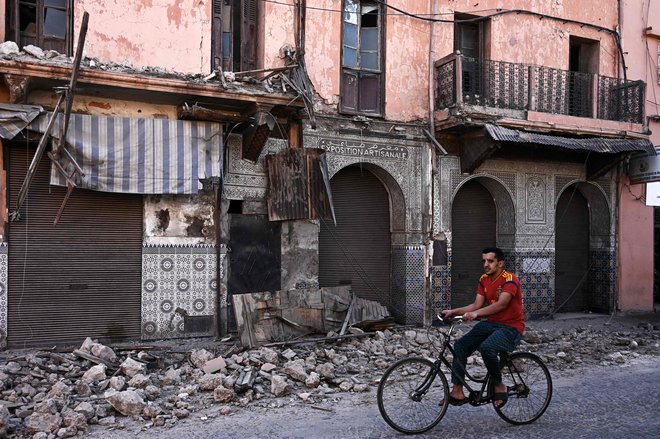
[451,180,496,307]
[555,187,590,312]
[6,144,143,347]
[319,166,390,304]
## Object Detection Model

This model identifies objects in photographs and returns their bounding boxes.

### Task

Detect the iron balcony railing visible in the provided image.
[434,53,645,124]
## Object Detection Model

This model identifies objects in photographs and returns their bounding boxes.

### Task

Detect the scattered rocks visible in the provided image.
[0,316,657,437]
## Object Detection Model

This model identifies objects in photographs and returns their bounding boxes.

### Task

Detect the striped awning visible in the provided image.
[0,103,43,139]
[28,112,222,194]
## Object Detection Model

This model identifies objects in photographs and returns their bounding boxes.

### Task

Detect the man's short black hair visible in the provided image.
[482,247,505,261]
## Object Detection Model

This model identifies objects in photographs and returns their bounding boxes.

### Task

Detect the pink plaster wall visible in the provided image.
[616,0,659,311]
[617,175,654,311]
[75,0,212,74]
[297,0,622,122]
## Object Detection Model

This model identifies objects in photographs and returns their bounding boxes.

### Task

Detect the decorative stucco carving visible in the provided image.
[525,174,546,224]
[3,74,30,104]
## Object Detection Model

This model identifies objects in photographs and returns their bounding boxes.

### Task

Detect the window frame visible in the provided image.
[10,0,73,55]
[211,0,258,73]
[339,0,385,116]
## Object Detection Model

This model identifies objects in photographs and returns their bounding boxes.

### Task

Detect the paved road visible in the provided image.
[97,357,659,439]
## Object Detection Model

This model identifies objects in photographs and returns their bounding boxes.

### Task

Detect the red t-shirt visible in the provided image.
[477,269,524,334]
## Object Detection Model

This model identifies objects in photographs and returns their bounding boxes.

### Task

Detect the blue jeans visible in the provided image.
[451,321,522,386]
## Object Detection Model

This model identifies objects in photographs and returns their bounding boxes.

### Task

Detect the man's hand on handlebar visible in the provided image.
[463,311,478,321]
[439,309,453,321]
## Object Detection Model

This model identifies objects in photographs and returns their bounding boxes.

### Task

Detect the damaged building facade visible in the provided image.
[0,1,656,348]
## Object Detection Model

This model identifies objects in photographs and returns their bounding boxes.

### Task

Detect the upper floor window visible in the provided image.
[212,0,258,72]
[340,0,383,116]
[10,0,72,55]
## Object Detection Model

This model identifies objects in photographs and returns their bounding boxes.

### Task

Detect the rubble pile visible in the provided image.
[0,319,658,437]
[0,41,287,94]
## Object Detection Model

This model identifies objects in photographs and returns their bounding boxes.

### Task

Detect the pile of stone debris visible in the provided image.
[0,315,658,438]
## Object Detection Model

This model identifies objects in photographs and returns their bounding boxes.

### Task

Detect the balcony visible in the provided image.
[434,53,645,127]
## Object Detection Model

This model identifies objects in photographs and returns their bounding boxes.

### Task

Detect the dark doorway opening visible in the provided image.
[226,214,281,329]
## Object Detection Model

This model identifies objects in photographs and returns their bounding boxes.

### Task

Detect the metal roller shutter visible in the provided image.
[6,144,143,347]
[555,187,589,312]
[319,166,390,304]
[451,180,496,307]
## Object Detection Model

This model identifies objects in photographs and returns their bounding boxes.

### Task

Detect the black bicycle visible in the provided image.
[377,315,553,434]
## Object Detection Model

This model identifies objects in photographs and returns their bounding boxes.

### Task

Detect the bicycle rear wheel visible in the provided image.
[377,357,449,434]
[494,352,552,425]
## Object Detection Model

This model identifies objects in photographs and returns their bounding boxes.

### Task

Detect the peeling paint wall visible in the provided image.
[28,91,178,119]
[75,0,212,74]
[297,0,621,122]
[144,190,217,245]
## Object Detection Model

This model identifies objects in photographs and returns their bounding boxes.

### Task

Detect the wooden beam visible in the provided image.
[458,129,500,174]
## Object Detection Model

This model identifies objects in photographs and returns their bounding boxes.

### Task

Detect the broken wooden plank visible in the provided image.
[339,294,356,336]
[72,349,117,369]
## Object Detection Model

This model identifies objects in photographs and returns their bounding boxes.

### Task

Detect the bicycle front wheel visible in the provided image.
[377,357,449,434]
[495,352,553,425]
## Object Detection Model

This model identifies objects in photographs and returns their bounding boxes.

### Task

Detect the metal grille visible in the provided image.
[435,58,456,109]
[535,66,592,118]
[598,77,645,124]
[433,54,644,124]
[462,57,529,110]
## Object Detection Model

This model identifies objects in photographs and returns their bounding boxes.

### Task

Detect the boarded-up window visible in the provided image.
[212,0,258,72]
[340,0,383,115]
[10,0,72,55]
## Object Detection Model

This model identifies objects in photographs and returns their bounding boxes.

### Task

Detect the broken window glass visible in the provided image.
[14,0,70,53]
[19,1,37,34]
[44,6,66,38]
[340,1,383,115]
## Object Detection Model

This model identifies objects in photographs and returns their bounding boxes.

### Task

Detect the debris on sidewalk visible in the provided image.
[232,286,393,348]
[0,315,657,437]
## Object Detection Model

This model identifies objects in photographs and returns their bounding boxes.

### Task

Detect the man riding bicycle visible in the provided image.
[440,247,524,408]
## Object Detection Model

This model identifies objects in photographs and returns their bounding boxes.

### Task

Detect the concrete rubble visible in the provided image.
[0,41,289,96]
[0,316,658,437]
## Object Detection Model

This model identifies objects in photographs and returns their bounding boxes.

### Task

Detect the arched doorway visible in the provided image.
[451,179,496,307]
[555,184,590,311]
[319,165,391,305]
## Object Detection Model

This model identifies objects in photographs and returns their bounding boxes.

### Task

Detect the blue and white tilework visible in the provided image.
[431,250,452,312]
[0,243,7,348]
[589,249,616,311]
[391,245,426,324]
[510,250,554,316]
[141,244,221,339]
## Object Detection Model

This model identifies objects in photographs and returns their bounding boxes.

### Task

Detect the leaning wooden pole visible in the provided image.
[10,11,89,221]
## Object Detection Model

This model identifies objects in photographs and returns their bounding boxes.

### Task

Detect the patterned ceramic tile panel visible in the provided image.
[509,250,554,316]
[391,246,426,324]
[405,246,426,324]
[431,250,452,312]
[141,244,222,339]
[390,248,406,322]
[589,249,616,311]
[0,243,6,348]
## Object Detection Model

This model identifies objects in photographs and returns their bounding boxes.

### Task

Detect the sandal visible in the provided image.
[447,395,470,406]
[493,391,508,408]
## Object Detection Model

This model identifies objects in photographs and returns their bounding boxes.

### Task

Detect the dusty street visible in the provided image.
[2,312,659,438]
[95,356,660,439]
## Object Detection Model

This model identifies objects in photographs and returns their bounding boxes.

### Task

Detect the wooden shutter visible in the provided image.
[240,0,258,71]
[341,70,359,112]
[211,0,223,70]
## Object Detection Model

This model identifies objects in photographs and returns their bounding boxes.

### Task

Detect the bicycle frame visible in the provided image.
[433,317,498,406]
